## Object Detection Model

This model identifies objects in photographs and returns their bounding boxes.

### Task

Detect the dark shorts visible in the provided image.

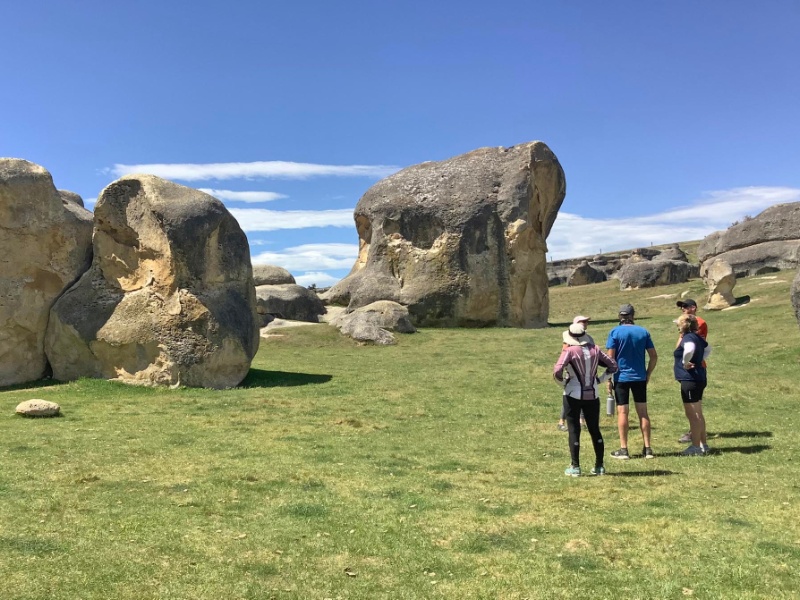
[680,380,707,403]
[614,380,648,406]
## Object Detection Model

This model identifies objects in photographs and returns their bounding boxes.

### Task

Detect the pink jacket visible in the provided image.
[553,344,617,400]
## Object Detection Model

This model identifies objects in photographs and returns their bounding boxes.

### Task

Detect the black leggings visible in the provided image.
[563,395,604,468]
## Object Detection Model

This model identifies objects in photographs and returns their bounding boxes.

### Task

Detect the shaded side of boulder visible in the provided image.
[255,284,325,324]
[58,189,84,207]
[325,142,566,328]
[45,175,259,389]
[0,159,93,387]
[655,244,688,262]
[618,260,694,290]
[253,264,295,286]
[567,261,606,286]
[703,259,736,310]
[331,300,416,334]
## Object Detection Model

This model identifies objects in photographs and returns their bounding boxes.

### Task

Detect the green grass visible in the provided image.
[1,270,798,599]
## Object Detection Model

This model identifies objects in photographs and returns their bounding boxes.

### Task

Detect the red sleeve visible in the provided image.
[698,318,708,339]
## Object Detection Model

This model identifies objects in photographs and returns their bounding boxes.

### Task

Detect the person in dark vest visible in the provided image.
[674,314,712,456]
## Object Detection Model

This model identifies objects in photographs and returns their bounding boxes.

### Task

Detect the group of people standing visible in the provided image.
[552,300,712,477]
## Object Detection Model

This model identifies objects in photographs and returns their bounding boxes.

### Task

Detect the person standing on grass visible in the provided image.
[674,314,712,456]
[557,315,592,432]
[553,322,617,477]
[676,299,708,444]
[605,304,658,460]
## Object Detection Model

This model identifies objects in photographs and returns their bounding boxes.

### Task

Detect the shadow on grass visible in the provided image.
[0,378,66,392]
[607,469,678,477]
[549,318,622,328]
[240,368,332,388]
[658,444,771,457]
[734,295,751,306]
[711,431,772,439]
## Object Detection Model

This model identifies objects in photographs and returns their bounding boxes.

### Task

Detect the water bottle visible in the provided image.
[606,395,615,416]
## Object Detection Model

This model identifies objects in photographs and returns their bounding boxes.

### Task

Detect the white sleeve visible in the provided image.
[703,344,712,360]
[683,341,696,367]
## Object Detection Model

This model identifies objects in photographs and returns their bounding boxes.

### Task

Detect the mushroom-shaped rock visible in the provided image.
[703,260,736,310]
[326,142,566,327]
[45,175,259,389]
[0,159,93,387]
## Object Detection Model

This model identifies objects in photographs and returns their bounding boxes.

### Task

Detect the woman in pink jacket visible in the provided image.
[553,323,618,477]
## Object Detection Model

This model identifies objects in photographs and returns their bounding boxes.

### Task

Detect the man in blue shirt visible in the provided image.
[605,304,658,459]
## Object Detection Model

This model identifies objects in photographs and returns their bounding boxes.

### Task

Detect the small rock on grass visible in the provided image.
[15,399,61,417]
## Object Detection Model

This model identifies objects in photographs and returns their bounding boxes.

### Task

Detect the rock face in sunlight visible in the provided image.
[325,142,566,327]
[0,159,93,387]
[253,264,295,286]
[567,260,606,286]
[698,202,800,276]
[618,260,695,290]
[45,175,260,389]
[702,259,736,310]
[255,283,325,325]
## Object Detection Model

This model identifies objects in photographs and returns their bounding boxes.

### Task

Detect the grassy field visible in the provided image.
[1,270,798,599]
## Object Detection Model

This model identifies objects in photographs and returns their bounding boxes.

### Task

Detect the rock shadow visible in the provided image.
[606,469,677,477]
[711,431,772,439]
[240,369,332,388]
[733,295,751,306]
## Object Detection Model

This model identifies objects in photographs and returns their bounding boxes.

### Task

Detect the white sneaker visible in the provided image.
[678,432,692,443]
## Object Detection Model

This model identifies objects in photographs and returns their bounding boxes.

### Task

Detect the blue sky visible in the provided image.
[3,1,798,286]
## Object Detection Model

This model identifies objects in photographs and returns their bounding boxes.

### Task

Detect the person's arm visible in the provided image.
[683,341,696,369]
[553,349,570,383]
[646,347,658,382]
[605,348,616,390]
[597,349,618,384]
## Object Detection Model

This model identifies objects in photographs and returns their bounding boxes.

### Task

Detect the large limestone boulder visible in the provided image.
[703,259,736,310]
[325,142,566,327]
[618,260,694,290]
[567,261,606,287]
[0,159,93,387]
[699,202,800,275]
[655,243,688,262]
[255,284,325,324]
[45,175,259,389]
[792,268,800,330]
[330,301,415,345]
[253,264,295,286]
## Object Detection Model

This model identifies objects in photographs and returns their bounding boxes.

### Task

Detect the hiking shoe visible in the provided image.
[700,444,711,455]
[643,446,655,459]
[590,465,606,476]
[682,445,704,456]
[557,423,568,432]
[610,448,630,460]
[564,466,581,477]
[678,432,692,443]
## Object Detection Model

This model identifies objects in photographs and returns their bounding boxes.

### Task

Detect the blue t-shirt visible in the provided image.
[606,324,655,382]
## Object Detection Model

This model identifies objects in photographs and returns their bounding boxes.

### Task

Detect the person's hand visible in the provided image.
[686,362,695,370]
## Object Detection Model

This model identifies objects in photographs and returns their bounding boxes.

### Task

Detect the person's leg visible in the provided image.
[682,401,703,447]
[631,381,652,449]
[582,399,604,467]
[558,396,568,430]
[614,382,630,449]
[564,395,582,467]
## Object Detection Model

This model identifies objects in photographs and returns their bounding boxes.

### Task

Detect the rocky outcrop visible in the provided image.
[255,284,325,324]
[698,203,800,276]
[326,142,566,327]
[703,259,736,310]
[253,264,295,286]
[655,243,688,262]
[45,175,259,389]
[618,260,695,290]
[0,159,93,387]
[330,300,416,345]
[567,261,606,286]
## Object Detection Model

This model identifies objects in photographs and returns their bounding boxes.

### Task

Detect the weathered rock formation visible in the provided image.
[253,264,295,286]
[16,399,61,417]
[45,175,259,389]
[655,243,688,262]
[0,159,93,387]
[698,203,800,276]
[618,260,694,290]
[567,260,606,286]
[255,284,325,324]
[330,300,416,345]
[326,142,566,327]
[703,259,736,310]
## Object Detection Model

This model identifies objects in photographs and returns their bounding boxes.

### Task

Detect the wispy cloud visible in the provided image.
[110,161,400,181]
[198,188,287,203]
[252,243,358,271]
[230,208,354,232]
[547,186,800,260]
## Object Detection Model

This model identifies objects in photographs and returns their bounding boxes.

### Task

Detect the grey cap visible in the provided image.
[619,303,635,316]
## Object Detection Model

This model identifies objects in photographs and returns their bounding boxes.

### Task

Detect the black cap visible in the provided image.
[677,299,697,309]
[619,303,635,315]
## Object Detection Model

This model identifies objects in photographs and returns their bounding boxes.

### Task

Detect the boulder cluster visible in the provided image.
[1,159,259,389]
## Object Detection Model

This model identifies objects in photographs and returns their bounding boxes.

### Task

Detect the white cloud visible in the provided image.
[197,188,287,202]
[230,208,354,232]
[110,161,400,181]
[294,271,343,287]
[252,243,358,271]
[547,186,800,260]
